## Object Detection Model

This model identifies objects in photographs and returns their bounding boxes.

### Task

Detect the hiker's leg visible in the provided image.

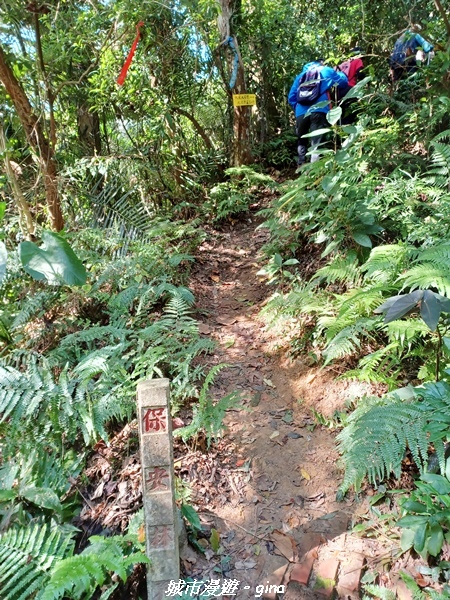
[296,114,310,165]
[309,112,328,162]
[341,98,358,125]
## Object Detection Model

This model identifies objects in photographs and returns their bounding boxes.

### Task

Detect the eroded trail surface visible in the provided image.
[182,217,387,599]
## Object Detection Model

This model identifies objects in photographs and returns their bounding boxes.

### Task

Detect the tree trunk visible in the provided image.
[230,38,253,166]
[217,0,253,166]
[0,44,64,231]
[0,124,35,238]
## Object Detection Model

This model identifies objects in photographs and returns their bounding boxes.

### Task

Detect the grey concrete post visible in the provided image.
[137,379,180,599]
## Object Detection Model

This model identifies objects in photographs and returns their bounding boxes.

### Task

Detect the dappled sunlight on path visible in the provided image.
[182,216,389,598]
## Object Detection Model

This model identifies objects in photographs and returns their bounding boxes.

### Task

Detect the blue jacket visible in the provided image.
[390,32,434,66]
[288,62,348,117]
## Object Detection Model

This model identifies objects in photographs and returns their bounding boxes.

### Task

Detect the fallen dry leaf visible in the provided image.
[271,529,298,562]
[300,468,311,480]
[216,315,237,325]
[137,524,145,543]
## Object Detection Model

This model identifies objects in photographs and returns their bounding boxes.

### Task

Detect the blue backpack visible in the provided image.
[297,66,323,105]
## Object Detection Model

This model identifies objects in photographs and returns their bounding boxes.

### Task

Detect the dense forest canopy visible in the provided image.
[0,0,447,235]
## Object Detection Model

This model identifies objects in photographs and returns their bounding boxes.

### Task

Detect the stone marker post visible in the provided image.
[137,379,179,599]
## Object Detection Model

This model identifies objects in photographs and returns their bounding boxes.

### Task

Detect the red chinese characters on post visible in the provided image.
[146,466,170,492]
[142,407,167,433]
[148,525,174,549]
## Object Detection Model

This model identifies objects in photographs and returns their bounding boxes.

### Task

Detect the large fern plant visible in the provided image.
[337,381,450,495]
[0,523,148,600]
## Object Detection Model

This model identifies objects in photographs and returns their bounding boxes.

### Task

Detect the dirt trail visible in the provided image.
[183,217,388,599]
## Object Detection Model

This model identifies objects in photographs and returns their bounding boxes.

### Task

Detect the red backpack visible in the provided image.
[339,58,362,87]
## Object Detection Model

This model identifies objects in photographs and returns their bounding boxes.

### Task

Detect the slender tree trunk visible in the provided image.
[434,0,450,39]
[0,44,64,231]
[0,125,35,238]
[172,107,215,150]
[230,37,253,166]
[217,0,253,166]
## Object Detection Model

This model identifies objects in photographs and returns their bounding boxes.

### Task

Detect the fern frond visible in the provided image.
[384,318,431,346]
[11,290,60,331]
[0,363,44,424]
[313,251,360,286]
[338,381,450,493]
[342,342,402,386]
[337,392,427,493]
[361,244,413,284]
[417,242,450,266]
[323,317,380,364]
[0,524,74,600]
[397,264,450,296]
[50,326,128,365]
[38,534,148,600]
[363,584,396,600]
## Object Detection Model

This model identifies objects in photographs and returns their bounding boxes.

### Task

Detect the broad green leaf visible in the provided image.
[321,174,340,194]
[301,127,332,138]
[19,231,87,286]
[273,253,283,267]
[181,503,202,532]
[321,239,340,258]
[0,201,5,221]
[352,232,372,248]
[420,289,441,331]
[304,101,330,115]
[400,527,416,552]
[427,523,444,556]
[402,500,429,514]
[438,295,450,314]
[283,258,299,266]
[20,485,63,512]
[443,337,450,357]
[339,76,371,101]
[0,489,17,502]
[335,149,351,164]
[374,296,400,314]
[341,125,358,134]
[421,473,450,494]
[397,515,429,528]
[326,106,342,125]
[413,522,428,552]
[0,241,6,284]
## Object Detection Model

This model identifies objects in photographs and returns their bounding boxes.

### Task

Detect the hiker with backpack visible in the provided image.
[336,47,365,124]
[389,26,434,82]
[288,59,348,167]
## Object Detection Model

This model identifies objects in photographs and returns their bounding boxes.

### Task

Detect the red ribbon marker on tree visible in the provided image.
[117,21,144,86]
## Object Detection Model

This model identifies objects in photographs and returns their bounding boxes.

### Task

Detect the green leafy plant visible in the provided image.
[0,231,87,287]
[398,473,450,559]
[0,523,75,600]
[256,252,299,286]
[205,166,275,224]
[0,523,148,600]
[175,364,240,445]
[19,232,87,286]
[337,381,450,495]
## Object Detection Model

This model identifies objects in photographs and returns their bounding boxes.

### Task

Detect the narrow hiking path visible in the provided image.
[180,215,398,599]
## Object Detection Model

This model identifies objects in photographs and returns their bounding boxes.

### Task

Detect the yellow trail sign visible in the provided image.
[232,94,256,107]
